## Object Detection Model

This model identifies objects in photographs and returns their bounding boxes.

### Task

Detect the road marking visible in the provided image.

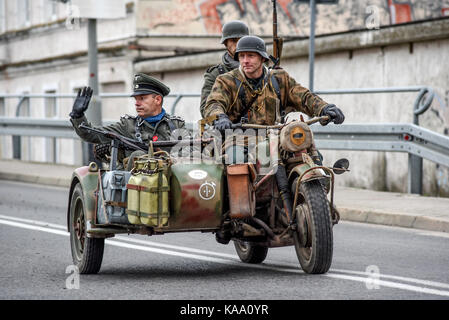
[1,215,449,297]
[0,214,67,230]
[0,218,69,237]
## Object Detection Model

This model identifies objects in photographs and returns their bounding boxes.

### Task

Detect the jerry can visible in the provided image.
[126,158,170,227]
[126,173,143,225]
[139,171,169,226]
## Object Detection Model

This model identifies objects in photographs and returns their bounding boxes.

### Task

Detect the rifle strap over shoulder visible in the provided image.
[234,73,282,121]
[270,73,281,102]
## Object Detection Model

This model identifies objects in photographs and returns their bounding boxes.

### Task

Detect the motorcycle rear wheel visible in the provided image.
[234,241,268,264]
[293,180,333,274]
[69,183,104,274]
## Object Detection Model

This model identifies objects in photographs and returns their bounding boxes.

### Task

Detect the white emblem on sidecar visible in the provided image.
[199,181,216,201]
[188,169,208,180]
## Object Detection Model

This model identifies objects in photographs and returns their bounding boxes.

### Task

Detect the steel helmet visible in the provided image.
[220,20,249,44]
[234,35,269,61]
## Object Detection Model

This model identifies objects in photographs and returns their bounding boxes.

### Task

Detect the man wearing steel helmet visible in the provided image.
[70,73,185,168]
[200,20,249,118]
[204,36,344,133]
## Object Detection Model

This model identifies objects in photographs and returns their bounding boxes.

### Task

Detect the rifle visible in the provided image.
[78,123,214,150]
[79,123,148,152]
[271,0,284,68]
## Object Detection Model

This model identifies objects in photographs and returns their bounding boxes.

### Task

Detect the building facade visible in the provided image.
[0,0,448,195]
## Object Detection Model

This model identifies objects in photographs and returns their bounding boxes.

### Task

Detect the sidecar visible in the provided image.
[67,153,228,274]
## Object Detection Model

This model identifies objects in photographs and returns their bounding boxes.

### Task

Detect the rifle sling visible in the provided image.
[234,74,281,122]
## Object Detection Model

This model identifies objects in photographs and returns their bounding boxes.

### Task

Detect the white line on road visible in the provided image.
[1,215,449,297]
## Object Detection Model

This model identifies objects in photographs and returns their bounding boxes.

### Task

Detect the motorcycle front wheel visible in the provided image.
[293,180,333,274]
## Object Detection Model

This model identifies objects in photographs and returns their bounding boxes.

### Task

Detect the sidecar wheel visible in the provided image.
[69,183,104,274]
[293,180,333,274]
[234,241,268,264]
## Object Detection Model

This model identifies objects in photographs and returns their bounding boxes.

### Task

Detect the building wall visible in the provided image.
[0,1,448,195]
[137,26,449,196]
[136,0,449,36]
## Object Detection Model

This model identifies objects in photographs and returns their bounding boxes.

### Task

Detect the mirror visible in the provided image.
[332,158,349,175]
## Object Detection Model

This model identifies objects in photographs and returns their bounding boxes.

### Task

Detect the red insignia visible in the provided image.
[152,136,158,142]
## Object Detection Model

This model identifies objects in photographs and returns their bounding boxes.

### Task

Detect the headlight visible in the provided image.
[280,121,313,152]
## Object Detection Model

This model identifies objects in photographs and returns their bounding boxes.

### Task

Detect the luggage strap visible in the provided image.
[126,183,170,193]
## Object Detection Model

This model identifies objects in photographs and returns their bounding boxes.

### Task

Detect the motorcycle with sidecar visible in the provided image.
[67,115,349,274]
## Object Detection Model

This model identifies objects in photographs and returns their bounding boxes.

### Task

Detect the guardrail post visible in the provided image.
[408,154,423,194]
[13,97,27,159]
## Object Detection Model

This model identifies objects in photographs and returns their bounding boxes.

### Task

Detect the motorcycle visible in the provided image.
[67,115,349,274]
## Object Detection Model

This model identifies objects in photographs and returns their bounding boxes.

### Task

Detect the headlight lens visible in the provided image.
[280,121,312,152]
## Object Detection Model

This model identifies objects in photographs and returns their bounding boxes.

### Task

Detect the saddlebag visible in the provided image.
[126,156,171,227]
[226,163,256,219]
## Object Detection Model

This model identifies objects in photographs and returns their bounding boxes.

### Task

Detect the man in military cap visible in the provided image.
[204,35,344,132]
[70,73,185,168]
[200,20,249,118]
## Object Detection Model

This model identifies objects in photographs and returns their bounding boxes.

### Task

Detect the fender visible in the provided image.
[66,163,100,232]
[288,162,327,185]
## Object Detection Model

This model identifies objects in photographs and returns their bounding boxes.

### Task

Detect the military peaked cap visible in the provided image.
[131,73,170,97]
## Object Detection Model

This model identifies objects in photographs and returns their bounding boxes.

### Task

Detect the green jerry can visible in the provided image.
[126,158,170,227]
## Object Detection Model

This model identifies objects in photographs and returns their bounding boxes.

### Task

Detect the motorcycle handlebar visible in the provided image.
[229,115,330,130]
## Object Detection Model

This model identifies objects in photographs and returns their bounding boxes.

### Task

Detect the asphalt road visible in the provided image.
[1,180,449,301]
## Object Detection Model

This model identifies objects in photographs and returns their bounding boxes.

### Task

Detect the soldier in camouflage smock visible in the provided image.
[70,73,185,167]
[204,36,345,129]
[200,20,249,118]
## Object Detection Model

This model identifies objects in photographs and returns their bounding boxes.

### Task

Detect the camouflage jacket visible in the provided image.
[70,113,185,156]
[204,66,328,125]
[200,51,240,118]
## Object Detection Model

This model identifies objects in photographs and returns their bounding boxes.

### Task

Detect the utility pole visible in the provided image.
[308,0,316,92]
[82,18,102,165]
[297,0,338,92]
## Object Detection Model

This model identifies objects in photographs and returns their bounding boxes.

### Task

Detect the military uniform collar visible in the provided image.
[222,51,240,70]
[137,113,170,127]
[237,65,270,90]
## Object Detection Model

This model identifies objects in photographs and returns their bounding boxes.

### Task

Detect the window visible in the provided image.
[0,97,5,158]
[0,97,5,116]
[17,0,31,28]
[43,0,58,22]
[0,0,6,33]
[44,89,57,162]
[44,89,57,118]
[101,81,126,93]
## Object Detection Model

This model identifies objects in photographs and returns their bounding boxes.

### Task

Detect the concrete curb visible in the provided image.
[0,172,71,188]
[339,207,449,233]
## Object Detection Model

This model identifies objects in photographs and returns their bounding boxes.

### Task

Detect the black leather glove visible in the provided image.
[320,104,345,125]
[69,86,93,119]
[213,114,232,132]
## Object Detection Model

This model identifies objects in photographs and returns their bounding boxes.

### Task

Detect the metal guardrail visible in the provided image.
[0,86,446,194]
[1,117,447,165]
[313,123,449,168]
[0,93,200,117]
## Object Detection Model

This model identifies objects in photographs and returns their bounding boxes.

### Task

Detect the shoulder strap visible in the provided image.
[234,78,246,105]
[270,74,281,101]
[166,118,176,131]
[234,77,259,122]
